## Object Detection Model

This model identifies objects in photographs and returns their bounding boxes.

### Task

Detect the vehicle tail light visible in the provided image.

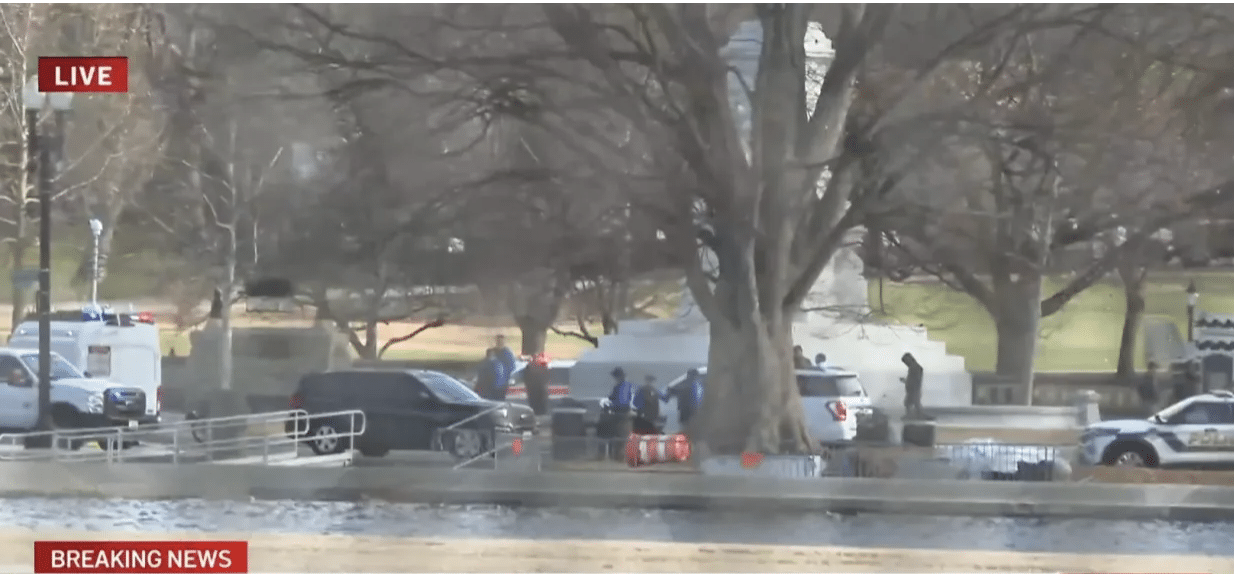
[136,311,155,324]
[289,392,303,409]
[826,400,848,422]
[156,386,163,412]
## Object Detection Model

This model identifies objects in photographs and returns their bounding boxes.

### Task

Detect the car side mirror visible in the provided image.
[83,371,92,378]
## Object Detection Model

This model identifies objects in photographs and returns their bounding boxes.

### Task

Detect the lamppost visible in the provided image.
[21,77,72,448]
[88,218,103,309]
[1186,280,1199,343]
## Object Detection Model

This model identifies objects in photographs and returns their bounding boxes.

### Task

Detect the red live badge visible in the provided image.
[37,57,129,93]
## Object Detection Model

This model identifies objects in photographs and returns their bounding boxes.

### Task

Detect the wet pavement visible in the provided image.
[0,497,1229,556]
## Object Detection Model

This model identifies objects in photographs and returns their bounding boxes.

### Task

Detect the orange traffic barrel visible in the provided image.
[625,433,691,467]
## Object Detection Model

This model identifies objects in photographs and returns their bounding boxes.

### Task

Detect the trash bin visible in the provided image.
[596,410,633,461]
[551,408,588,461]
[901,421,936,447]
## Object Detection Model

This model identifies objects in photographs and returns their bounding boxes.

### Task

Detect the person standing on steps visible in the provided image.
[793,345,813,369]
[901,352,924,420]
[523,353,551,415]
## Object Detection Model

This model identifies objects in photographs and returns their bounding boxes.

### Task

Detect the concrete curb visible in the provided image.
[2,462,1233,521]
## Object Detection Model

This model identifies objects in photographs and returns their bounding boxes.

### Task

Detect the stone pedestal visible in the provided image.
[183,322,352,413]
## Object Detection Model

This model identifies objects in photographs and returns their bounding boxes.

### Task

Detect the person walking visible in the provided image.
[901,352,924,420]
[475,348,502,401]
[633,375,663,434]
[524,353,551,415]
[793,345,813,369]
[663,368,704,430]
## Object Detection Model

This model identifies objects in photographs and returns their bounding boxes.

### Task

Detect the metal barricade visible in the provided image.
[0,409,366,466]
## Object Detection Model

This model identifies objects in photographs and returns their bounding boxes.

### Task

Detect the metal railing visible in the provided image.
[0,409,366,466]
[819,442,1065,481]
[431,403,524,469]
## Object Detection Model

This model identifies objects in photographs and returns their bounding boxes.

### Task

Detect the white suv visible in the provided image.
[662,367,874,444]
[1079,390,1234,468]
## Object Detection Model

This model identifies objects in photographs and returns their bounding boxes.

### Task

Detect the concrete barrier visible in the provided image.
[2,461,1233,522]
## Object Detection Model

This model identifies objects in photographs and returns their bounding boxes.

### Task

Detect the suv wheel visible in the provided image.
[448,429,489,460]
[1103,442,1158,467]
[308,423,348,455]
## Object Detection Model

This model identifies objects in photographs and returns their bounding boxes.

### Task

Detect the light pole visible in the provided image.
[21,77,72,448]
[88,218,103,309]
[1186,280,1199,343]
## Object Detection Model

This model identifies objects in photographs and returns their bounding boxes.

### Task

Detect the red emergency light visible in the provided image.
[136,311,155,324]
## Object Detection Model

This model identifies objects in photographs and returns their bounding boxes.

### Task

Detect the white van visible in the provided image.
[9,310,162,424]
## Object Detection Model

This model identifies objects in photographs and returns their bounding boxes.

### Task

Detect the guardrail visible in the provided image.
[431,403,526,470]
[0,409,366,466]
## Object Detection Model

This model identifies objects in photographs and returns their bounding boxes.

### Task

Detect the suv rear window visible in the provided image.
[797,373,864,397]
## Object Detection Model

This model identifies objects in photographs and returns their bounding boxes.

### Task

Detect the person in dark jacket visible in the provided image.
[901,352,924,419]
[792,345,813,369]
[663,368,704,428]
[475,348,502,400]
[524,353,551,415]
[606,367,634,414]
[633,375,663,434]
[814,353,829,370]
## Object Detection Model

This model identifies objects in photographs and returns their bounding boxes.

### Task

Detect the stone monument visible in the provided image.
[569,20,971,420]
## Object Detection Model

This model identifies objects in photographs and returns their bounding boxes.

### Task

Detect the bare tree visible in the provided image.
[534,4,1082,454]
[876,9,1234,394]
[0,5,158,327]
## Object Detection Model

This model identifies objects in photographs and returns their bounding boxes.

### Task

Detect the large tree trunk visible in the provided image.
[517,318,548,355]
[992,277,1043,404]
[693,314,812,455]
[1116,274,1146,381]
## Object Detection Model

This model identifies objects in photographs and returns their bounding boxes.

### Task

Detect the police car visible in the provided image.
[1079,390,1234,468]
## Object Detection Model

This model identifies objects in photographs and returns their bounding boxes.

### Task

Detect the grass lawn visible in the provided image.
[875,270,1234,372]
[157,319,598,363]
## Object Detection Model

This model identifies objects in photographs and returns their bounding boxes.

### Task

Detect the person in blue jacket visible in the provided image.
[491,334,517,400]
[663,368,704,427]
[475,348,503,401]
[606,367,634,414]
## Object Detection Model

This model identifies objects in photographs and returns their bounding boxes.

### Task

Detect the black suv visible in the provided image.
[287,369,537,458]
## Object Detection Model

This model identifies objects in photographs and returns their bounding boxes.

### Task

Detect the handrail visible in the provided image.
[0,409,366,465]
[442,402,509,433]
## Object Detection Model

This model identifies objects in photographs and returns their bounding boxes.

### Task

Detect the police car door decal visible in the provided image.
[87,345,111,377]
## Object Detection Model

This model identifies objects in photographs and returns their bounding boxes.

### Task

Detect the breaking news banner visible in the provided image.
[33,540,247,574]
[36,56,129,93]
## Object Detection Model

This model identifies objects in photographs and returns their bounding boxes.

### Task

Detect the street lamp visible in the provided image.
[88,218,103,309]
[1186,280,1199,343]
[21,77,72,448]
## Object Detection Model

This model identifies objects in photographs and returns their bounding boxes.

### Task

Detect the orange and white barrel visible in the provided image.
[625,433,691,467]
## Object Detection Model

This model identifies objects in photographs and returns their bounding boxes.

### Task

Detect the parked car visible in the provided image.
[504,359,574,401]
[1080,390,1234,468]
[661,366,878,444]
[287,369,537,459]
